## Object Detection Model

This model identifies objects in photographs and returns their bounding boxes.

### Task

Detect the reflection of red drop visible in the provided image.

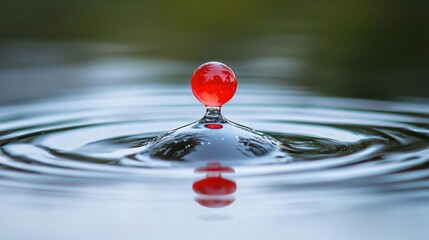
[193,177,236,195]
[191,62,237,107]
[193,162,237,208]
[194,162,235,173]
[204,123,223,129]
[195,197,235,208]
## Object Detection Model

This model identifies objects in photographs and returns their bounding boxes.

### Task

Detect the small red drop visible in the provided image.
[204,123,223,129]
[191,62,237,107]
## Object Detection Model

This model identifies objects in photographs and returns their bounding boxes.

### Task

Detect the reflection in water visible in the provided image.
[193,163,236,208]
[204,123,223,129]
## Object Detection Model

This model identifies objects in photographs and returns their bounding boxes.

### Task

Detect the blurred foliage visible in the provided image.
[1,0,429,98]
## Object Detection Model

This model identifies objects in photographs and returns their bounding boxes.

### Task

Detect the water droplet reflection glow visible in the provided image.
[193,163,236,208]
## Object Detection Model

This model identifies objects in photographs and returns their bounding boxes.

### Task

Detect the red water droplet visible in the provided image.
[204,123,223,129]
[191,62,237,107]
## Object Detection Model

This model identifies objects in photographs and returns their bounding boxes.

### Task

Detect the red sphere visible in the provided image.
[191,62,237,107]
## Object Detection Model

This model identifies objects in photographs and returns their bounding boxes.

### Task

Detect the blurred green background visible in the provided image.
[1,0,429,101]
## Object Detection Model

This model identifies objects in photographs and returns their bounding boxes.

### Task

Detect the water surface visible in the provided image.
[1,78,429,239]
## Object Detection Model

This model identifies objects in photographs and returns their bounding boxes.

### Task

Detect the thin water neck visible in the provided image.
[201,106,226,123]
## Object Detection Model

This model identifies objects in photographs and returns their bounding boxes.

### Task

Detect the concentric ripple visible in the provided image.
[1,84,429,210]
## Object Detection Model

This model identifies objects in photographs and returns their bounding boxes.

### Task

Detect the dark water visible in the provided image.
[1,68,429,239]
